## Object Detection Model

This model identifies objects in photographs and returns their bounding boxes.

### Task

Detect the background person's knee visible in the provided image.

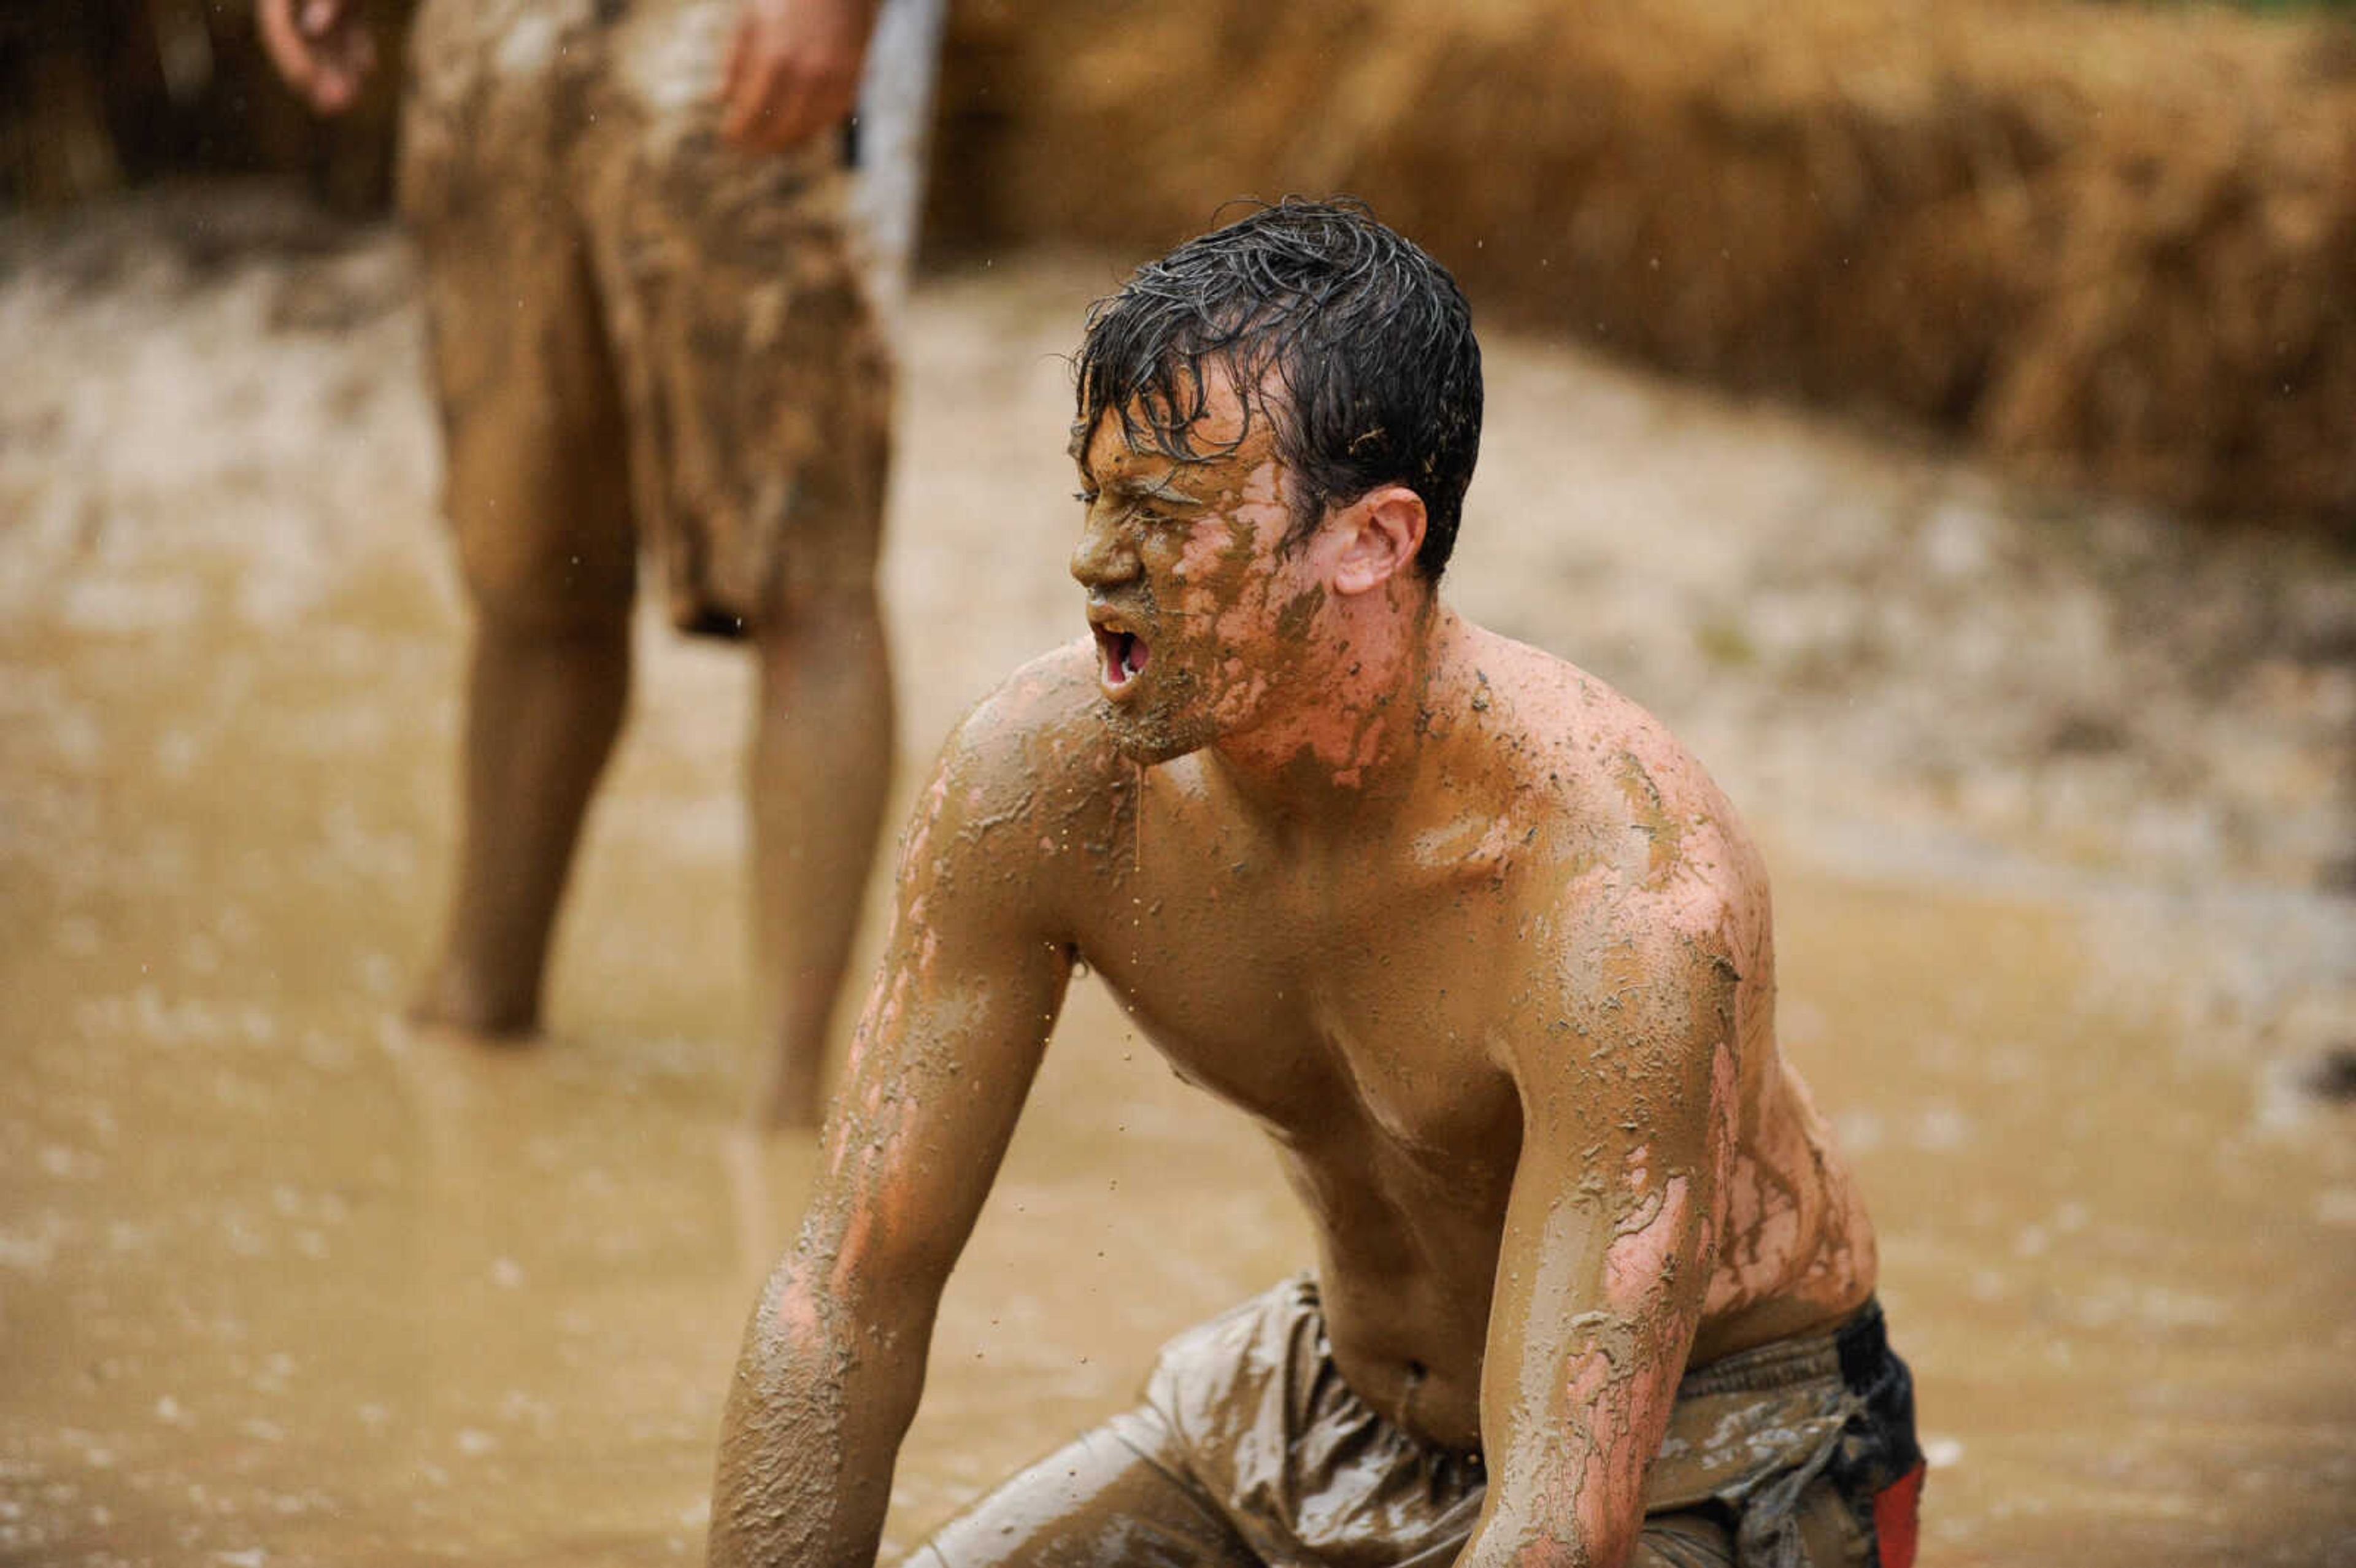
[760,575,885,645]
[456,518,636,638]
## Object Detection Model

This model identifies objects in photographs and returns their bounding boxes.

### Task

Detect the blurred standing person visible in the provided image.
[260,0,901,1128]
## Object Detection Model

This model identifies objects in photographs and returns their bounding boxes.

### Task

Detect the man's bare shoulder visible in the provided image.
[914,638,1136,897]
[1454,624,1768,958]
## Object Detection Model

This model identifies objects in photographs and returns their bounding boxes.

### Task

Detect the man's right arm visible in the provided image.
[708,667,1096,1568]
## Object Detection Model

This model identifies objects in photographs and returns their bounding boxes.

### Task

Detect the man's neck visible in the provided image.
[1204,586,1465,839]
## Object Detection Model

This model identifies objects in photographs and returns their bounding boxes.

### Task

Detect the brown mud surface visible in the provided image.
[2,188,2352,1566]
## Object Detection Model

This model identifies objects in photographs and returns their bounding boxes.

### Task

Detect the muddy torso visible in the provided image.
[1081,794,1531,1450]
[1011,632,1876,1454]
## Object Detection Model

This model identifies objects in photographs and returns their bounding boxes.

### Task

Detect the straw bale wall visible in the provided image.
[931,0,2356,520]
[9,0,2351,518]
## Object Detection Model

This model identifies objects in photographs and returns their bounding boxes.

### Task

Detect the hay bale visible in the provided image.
[11,0,2347,517]
[930,0,2356,520]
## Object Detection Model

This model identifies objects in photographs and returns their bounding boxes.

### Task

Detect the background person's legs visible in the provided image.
[415,601,631,1037]
[409,235,639,1040]
[582,15,897,1117]
[748,580,893,1126]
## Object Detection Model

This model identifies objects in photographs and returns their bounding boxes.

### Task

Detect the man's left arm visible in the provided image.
[1456,924,1745,1568]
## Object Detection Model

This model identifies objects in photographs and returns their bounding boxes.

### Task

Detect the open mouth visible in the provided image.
[1093,624,1150,690]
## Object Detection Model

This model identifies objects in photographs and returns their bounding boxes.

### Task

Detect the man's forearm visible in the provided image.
[708,1262,926,1568]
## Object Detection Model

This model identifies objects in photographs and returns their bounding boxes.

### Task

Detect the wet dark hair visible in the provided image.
[1074,198,1483,582]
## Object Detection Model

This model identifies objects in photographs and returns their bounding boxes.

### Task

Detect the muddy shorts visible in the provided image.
[396,0,891,639]
[912,1276,1924,1568]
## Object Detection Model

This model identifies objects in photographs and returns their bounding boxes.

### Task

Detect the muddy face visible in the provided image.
[1068,378,1326,766]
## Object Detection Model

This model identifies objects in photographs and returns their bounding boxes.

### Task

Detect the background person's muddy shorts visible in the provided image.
[910,1276,1925,1568]
[397,0,891,639]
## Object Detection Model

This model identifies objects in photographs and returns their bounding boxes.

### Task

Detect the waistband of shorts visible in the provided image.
[1675,1297,1887,1400]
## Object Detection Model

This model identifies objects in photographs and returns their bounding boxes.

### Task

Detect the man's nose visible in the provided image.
[1069,513,1139,589]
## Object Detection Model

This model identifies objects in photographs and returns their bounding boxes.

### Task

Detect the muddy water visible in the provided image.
[2,192,2351,1566]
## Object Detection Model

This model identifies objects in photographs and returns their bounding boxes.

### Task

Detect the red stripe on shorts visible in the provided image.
[1873,1461,1925,1568]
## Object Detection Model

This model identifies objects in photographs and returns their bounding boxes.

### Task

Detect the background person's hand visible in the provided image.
[256,0,379,115]
[718,0,877,152]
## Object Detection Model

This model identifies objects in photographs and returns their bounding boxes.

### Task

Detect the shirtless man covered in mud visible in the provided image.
[711,201,1924,1568]
[260,0,894,1126]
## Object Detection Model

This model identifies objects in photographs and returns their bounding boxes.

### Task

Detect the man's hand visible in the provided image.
[256,0,378,115]
[718,0,879,152]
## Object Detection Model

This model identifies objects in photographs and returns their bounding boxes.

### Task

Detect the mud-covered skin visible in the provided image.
[710,382,1876,1568]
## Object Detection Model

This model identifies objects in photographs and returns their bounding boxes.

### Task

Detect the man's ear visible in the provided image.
[1329,485,1427,596]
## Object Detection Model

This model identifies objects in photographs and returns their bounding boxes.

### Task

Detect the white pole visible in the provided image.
[849,0,947,325]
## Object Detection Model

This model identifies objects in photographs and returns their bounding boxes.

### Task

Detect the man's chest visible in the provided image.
[1069,841,1543,1148]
